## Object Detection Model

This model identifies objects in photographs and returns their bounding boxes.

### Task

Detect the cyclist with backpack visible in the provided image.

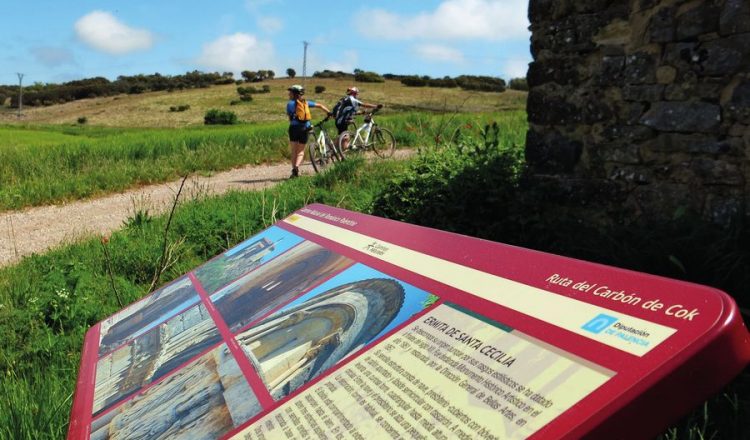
[332,86,382,151]
[286,84,331,178]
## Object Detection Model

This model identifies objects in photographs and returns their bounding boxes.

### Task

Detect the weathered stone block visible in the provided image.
[623,51,658,84]
[705,192,743,228]
[640,101,721,133]
[720,0,750,35]
[629,183,703,221]
[607,164,651,183]
[623,84,665,101]
[646,133,735,154]
[527,90,583,125]
[618,101,648,124]
[656,65,677,84]
[676,3,720,40]
[527,59,580,87]
[582,96,615,123]
[601,144,642,164]
[594,56,625,86]
[647,6,676,43]
[526,128,584,174]
[724,79,750,122]
[691,158,743,185]
[698,35,749,76]
[602,125,656,143]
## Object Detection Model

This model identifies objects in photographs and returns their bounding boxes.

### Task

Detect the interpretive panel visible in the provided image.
[69,204,750,440]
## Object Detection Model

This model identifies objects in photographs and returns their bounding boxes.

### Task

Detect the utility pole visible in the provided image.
[302,41,309,87]
[16,73,24,119]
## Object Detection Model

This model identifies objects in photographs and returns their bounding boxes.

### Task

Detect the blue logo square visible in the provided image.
[582,314,618,334]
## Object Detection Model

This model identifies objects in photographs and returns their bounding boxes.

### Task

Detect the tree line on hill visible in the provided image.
[0,71,243,108]
[313,69,528,93]
[0,68,527,109]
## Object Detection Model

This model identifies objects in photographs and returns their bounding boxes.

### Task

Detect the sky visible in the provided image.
[0,0,531,86]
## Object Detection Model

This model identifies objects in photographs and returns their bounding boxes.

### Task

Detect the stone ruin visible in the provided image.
[525,0,749,227]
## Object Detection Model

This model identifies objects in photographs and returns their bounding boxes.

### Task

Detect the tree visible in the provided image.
[286,68,296,78]
[241,70,256,82]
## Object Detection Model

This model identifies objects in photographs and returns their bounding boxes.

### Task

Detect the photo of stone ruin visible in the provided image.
[93,302,222,416]
[211,240,354,333]
[193,226,304,294]
[90,344,260,440]
[235,264,435,400]
[98,276,200,356]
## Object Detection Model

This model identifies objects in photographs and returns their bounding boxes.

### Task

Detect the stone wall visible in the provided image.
[526,0,749,226]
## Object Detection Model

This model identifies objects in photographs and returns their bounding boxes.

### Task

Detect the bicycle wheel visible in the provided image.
[369,127,396,158]
[337,131,356,159]
[308,140,332,173]
[326,136,343,162]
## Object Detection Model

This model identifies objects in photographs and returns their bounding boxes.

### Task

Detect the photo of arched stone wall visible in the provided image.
[526,0,749,226]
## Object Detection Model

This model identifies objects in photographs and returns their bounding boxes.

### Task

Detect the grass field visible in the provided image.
[0,78,527,127]
[0,77,525,212]
[0,111,522,212]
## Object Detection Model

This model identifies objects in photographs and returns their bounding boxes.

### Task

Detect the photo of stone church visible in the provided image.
[234,264,435,401]
[211,240,354,333]
[90,344,260,440]
[193,226,304,294]
[92,302,222,416]
[98,275,200,356]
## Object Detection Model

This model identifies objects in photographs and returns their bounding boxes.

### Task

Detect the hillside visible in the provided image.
[0,78,527,128]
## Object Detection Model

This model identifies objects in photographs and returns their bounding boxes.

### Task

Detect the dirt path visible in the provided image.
[0,151,412,268]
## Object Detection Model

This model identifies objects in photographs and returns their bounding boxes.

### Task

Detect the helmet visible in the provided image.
[346,86,359,96]
[288,84,304,95]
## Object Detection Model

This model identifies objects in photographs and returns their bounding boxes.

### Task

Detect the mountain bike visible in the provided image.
[307,115,343,173]
[337,108,395,158]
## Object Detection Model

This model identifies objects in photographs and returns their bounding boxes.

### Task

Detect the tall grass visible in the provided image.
[0,123,291,210]
[0,112,520,212]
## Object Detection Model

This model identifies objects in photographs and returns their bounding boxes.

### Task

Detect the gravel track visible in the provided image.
[0,150,413,267]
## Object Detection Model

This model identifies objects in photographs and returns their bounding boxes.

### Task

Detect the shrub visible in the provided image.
[203,109,238,125]
[169,104,191,112]
[354,70,385,83]
[456,75,506,92]
[401,76,428,87]
[509,77,528,91]
[77,116,87,125]
[314,85,326,94]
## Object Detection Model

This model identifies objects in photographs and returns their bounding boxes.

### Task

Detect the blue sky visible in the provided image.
[0,0,531,86]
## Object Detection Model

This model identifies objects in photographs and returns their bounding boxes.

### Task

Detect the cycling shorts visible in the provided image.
[288,124,309,144]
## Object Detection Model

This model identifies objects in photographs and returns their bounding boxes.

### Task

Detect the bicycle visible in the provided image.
[307,115,343,173]
[337,107,395,159]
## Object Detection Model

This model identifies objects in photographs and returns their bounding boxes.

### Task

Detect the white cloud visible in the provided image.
[195,33,276,73]
[501,57,530,79]
[413,44,465,64]
[258,16,283,33]
[360,0,529,41]
[75,11,154,55]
